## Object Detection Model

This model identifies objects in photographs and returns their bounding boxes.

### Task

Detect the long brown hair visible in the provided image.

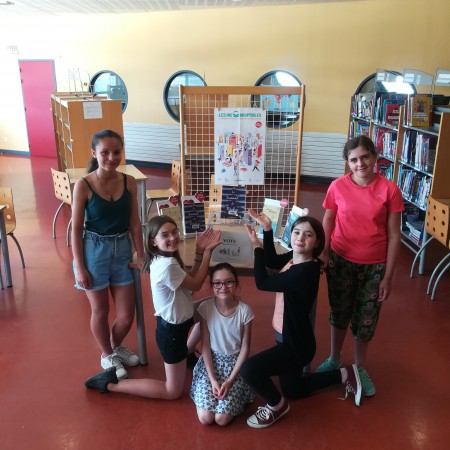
[141,215,184,273]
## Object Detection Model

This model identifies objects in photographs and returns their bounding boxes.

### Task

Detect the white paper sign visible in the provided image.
[83,101,103,119]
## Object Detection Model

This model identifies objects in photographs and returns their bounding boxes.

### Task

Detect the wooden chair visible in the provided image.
[0,188,25,268]
[145,160,181,216]
[51,168,73,246]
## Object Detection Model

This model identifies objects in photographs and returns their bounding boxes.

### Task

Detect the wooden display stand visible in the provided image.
[51,92,124,171]
[178,85,305,226]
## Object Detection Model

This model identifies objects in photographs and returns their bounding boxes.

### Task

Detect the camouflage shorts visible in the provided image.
[326,250,386,342]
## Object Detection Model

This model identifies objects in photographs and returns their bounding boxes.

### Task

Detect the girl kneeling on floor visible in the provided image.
[190,263,255,426]
[84,215,221,399]
[241,212,362,429]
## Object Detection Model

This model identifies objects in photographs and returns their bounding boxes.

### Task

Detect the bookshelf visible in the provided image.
[348,69,450,273]
[51,93,124,171]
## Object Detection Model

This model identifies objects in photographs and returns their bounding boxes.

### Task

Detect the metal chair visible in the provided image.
[145,160,181,216]
[51,168,73,246]
[0,187,25,267]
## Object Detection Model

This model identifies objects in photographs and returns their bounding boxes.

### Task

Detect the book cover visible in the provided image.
[257,198,284,239]
[211,230,253,266]
[376,158,393,180]
[156,198,184,239]
[372,127,390,152]
[384,101,401,126]
[279,205,308,249]
[220,185,246,219]
[181,195,206,236]
[410,94,432,127]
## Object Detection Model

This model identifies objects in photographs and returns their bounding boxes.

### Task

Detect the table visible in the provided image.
[130,259,148,365]
[66,165,148,225]
[0,205,12,287]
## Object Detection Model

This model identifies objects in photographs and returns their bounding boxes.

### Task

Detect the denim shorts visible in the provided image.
[73,229,134,291]
[155,316,194,364]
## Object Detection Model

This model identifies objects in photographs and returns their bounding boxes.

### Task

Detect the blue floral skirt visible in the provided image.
[190,351,255,416]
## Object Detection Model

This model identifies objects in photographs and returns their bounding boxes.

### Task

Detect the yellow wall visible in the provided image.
[0,0,449,153]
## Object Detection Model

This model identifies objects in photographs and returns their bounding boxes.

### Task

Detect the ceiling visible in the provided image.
[0,0,365,16]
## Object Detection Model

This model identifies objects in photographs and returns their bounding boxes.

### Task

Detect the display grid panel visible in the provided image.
[179,86,305,223]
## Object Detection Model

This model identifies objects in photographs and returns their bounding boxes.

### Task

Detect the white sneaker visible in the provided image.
[101,353,128,380]
[114,345,140,367]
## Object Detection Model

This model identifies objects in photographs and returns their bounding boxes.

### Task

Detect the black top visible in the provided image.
[83,173,130,235]
[253,229,321,365]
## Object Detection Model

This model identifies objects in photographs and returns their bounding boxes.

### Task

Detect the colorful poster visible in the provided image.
[214,108,265,185]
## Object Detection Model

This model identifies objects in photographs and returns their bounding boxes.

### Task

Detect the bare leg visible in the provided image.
[108,359,187,400]
[330,325,347,360]
[187,322,201,354]
[86,288,113,356]
[215,413,233,426]
[355,339,369,368]
[197,408,214,425]
[109,284,135,348]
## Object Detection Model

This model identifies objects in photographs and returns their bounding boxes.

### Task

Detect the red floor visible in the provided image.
[1,154,449,450]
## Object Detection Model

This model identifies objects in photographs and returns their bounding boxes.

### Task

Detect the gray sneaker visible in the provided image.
[101,353,128,380]
[114,345,140,366]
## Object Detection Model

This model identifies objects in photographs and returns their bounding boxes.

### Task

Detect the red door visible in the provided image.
[19,60,56,157]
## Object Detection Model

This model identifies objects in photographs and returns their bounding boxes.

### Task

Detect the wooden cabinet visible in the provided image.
[51,93,124,171]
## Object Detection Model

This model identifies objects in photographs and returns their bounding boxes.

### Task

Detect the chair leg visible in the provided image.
[430,259,450,301]
[410,236,434,278]
[53,201,65,239]
[427,251,450,295]
[9,234,25,268]
[145,199,154,218]
[66,218,72,247]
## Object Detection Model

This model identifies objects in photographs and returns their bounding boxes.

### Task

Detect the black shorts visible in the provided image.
[155,316,194,364]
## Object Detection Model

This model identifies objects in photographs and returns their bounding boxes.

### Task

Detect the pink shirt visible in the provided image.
[323,173,404,264]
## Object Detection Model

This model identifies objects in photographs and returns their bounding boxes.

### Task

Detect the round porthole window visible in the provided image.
[253,70,302,128]
[90,70,128,112]
[355,71,416,95]
[163,70,206,122]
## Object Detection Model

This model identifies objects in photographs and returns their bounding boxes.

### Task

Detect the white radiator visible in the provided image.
[124,122,346,179]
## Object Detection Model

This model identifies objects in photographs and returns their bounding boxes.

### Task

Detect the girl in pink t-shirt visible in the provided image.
[318,135,404,397]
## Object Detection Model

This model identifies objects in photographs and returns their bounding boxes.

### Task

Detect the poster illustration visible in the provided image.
[214,108,265,185]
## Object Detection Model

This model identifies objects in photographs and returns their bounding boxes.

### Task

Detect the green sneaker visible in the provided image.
[316,355,342,372]
[358,367,376,397]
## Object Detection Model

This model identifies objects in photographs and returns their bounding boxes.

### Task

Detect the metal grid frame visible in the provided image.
[179,85,305,222]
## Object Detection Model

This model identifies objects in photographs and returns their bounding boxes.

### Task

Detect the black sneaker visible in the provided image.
[84,367,119,393]
[341,364,362,406]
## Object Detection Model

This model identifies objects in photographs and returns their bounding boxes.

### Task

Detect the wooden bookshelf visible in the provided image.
[51,93,124,171]
[348,90,450,272]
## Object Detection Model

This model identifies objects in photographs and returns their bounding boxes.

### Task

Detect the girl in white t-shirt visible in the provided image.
[84,215,221,400]
[190,263,254,426]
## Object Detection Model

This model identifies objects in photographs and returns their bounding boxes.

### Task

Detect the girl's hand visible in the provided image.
[217,379,233,399]
[196,228,222,255]
[211,379,221,398]
[319,251,330,273]
[76,267,92,290]
[245,224,262,248]
[195,228,220,253]
[248,209,272,231]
